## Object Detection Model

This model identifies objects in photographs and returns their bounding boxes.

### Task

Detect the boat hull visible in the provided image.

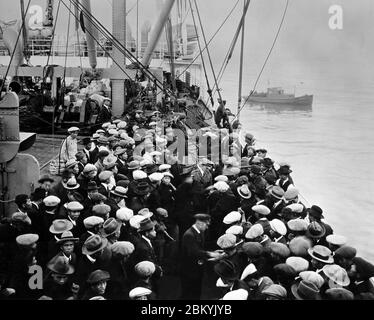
[244,94,313,106]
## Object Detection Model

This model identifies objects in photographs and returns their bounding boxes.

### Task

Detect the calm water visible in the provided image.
[219,59,374,261]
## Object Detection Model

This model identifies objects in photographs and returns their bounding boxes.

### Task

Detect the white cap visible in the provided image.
[214,181,230,192]
[116,208,134,222]
[225,225,244,236]
[129,215,146,229]
[240,263,257,280]
[68,126,79,133]
[270,219,287,236]
[223,211,241,225]
[149,172,164,183]
[245,224,264,239]
[129,287,152,299]
[222,289,248,300]
[133,170,147,181]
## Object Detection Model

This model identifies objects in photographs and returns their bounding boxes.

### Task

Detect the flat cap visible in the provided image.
[241,242,264,259]
[325,288,354,300]
[299,271,325,289]
[92,204,111,216]
[214,175,229,182]
[225,225,244,236]
[222,289,248,300]
[159,164,171,171]
[133,170,148,181]
[83,216,104,229]
[65,201,84,211]
[289,236,313,257]
[273,263,297,278]
[103,155,118,169]
[135,261,156,277]
[68,126,79,133]
[111,241,135,257]
[149,172,164,183]
[16,234,39,246]
[86,270,110,284]
[223,211,241,225]
[245,224,264,240]
[11,212,31,225]
[129,215,146,229]
[270,219,287,236]
[217,234,237,250]
[286,256,309,273]
[98,170,113,182]
[129,287,152,299]
[83,164,97,173]
[90,193,107,203]
[116,208,134,222]
[269,242,291,259]
[286,203,304,213]
[43,195,61,207]
[214,181,230,192]
[262,284,287,299]
[252,205,271,216]
[287,219,309,232]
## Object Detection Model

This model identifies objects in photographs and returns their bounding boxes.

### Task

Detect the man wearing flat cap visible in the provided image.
[180,214,223,299]
[60,127,79,165]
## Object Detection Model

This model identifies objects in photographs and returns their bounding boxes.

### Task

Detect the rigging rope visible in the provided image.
[176,0,240,81]
[66,0,173,96]
[189,0,213,106]
[192,0,223,105]
[62,1,72,88]
[232,0,290,122]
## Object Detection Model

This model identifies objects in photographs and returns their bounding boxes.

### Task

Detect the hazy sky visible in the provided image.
[1,0,373,86]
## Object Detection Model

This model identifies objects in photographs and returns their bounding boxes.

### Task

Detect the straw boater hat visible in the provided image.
[63,177,80,190]
[322,264,350,287]
[110,186,128,198]
[307,245,334,264]
[56,231,79,245]
[237,184,251,199]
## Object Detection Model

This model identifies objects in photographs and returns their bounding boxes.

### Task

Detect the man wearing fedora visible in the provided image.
[276,165,294,192]
[74,235,111,296]
[82,137,97,164]
[53,231,79,267]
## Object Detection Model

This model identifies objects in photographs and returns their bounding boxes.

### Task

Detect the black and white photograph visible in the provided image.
[0,0,373,305]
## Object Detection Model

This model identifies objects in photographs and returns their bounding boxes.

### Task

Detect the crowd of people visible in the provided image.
[1,107,374,301]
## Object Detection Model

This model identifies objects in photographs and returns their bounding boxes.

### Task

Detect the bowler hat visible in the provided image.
[307,205,324,219]
[82,235,108,256]
[334,246,357,260]
[291,280,321,300]
[278,166,292,175]
[47,256,75,275]
[82,137,92,145]
[263,158,274,167]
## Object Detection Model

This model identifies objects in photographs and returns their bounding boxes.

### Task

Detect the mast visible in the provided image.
[141,0,176,68]
[166,17,176,92]
[237,0,248,121]
[80,0,98,69]
[19,0,29,63]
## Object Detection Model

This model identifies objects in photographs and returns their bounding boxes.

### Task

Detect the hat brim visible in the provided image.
[237,187,251,199]
[305,225,326,239]
[307,248,334,264]
[38,178,54,184]
[101,224,122,238]
[110,191,128,198]
[138,221,156,233]
[291,283,321,300]
[56,237,79,245]
[82,237,108,255]
[47,263,75,275]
